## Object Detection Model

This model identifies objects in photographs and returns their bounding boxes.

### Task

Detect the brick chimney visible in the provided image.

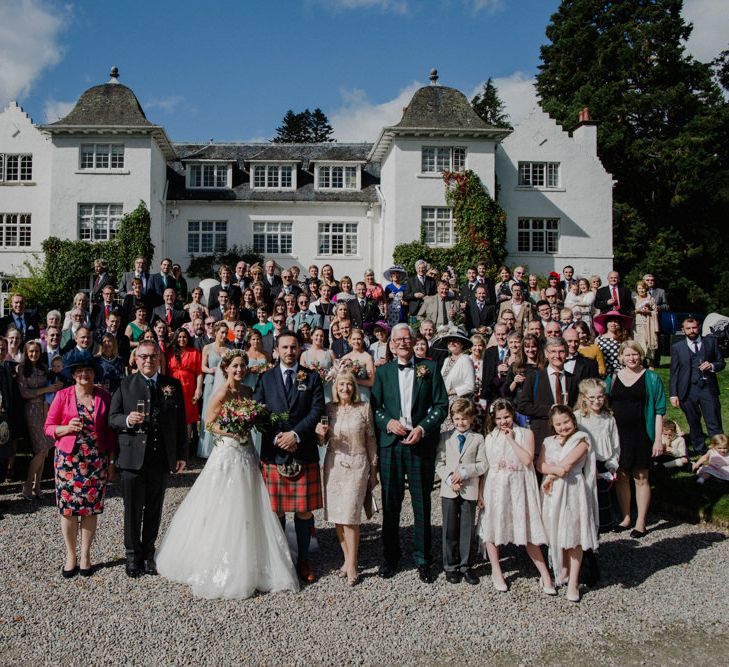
[572,107,597,155]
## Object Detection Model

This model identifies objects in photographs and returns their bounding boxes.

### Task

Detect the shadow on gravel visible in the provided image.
[0,496,44,517]
[599,531,726,588]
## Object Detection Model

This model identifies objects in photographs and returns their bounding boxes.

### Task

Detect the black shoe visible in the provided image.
[417,564,435,584]
[378,562,397,579]
[613,524,630,533]
[79,566,94,578]
[630,528,648,539]
[125,562,143,578]
[61,565,78,579]
[462,571,479,586]
[143,559,158,575]
[445,571,461,584]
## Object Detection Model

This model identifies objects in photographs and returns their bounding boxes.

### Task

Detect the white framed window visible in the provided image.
[187,220,227,254]
[421,146,465,173]
[316,165,358,190]
[79,144,125,170]
[0,213,32,248]
[252,164,294,190]
[0,154,33,182]
[421,207,456,246]
[518,161,560,188]
[253,221,293,254]
[188,163,230,189]
[318,222,358,256]
[78,204,123,242]
[517,218,559,253]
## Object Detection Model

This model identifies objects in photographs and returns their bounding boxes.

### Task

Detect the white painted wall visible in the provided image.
[497,109,614,279]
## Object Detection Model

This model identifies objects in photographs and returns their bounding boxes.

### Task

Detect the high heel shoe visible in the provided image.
[491,576,508,592]
[539,577,557,595]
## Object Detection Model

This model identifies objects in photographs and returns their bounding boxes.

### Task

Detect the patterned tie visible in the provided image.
[612,286,619,309]
[457,433,466,454]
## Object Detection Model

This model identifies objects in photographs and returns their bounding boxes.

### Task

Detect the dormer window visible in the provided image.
[421,146,465,174]
[80,144,124,170]
[187,162,230,189]
[251,164,295,190]
[315,164,359,190]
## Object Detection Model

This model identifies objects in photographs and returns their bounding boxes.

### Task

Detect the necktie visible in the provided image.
[612,286,619,309]
[457,433,466,454]
[554,371,563,404]
[284,369,294,397]
[146,377,156,391]
[15,317,24,334]
[478,302,483,311]
[499,347,506,362]
[441,299,448,325]
[94,276,100,290]
[105,305,110,318]
[359,300,365,309]
[693,341,700,354]
[166,308,172,325]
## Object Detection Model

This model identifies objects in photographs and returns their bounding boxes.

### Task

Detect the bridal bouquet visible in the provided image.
[308,361,334,383]
[248,362,274,375]
[339,358,369,379]
[207,398,288,441]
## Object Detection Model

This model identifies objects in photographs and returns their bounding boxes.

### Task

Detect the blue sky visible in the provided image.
[0,0,725,143]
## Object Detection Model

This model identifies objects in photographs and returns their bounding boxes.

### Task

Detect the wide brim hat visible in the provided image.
[373,320,391,334]
[593,310,634,336]
[431,326,473,351]
[65,352,96,374]
[383,264,408,281]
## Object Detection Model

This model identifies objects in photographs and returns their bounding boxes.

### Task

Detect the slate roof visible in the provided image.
[47,83,154,127]
[396,85,490,130]
[168,142,379,203]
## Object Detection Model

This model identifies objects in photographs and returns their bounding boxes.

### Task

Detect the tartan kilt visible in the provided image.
[261,461,323,514]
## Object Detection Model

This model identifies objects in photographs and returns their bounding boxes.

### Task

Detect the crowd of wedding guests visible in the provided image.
[0,253,726,599]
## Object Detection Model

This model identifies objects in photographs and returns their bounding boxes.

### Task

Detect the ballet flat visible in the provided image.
[566,590,581,603]
[491,576,508,592]
[539,578,557,595]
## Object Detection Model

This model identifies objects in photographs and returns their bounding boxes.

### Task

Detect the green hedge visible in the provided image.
[186,245,263,280]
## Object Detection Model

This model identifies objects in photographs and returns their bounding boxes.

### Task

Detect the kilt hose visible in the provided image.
[379,440,435,567]
[261,462,323,514]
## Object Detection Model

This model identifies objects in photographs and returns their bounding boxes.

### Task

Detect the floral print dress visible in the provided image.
[54,400,108,517]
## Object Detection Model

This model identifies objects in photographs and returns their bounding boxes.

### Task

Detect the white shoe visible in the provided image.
[566,589,580,603]
[539,577,557,595]
[491,576,508,592]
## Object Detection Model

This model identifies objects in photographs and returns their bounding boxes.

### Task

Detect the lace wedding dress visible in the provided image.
[156,433,299,599]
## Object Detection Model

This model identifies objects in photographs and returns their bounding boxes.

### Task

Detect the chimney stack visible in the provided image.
[572,107,597,155]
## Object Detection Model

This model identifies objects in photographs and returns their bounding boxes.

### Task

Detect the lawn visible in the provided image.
[652,366,729,526]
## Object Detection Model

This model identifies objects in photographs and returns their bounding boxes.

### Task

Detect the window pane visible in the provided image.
[215,166,227,188]
[453,148,465,172]
[6,156,18,180]
[190,165,201,187]
[421,147,435,172]
[547,162,559,187]
[254,166,266,188]
[110,145,124,169]
[435,148,449,172]
[344,166,357,188]
[331,167,343,189]
[281,166,292,188]
[96,145,110,169]
[267,166,279,188]
[319,166,330,188]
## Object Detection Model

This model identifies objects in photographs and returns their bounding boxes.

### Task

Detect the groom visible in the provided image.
[253,330,325,582]
[371,323,448,583]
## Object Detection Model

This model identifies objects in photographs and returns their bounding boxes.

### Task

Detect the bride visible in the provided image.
[156,349,299,599]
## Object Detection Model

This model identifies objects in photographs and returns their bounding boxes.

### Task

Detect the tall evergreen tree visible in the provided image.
[471,78,510,127]
[536,0,729,309]
[272,108,335,143]
[309,108,335,142]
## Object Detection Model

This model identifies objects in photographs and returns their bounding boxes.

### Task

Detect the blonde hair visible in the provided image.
[331,370,361,404]
[618,339,645,362]
[710,433,728,450]
[575,378,610,417]
[450,397,475,419]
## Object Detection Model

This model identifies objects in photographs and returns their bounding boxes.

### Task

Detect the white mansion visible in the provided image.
[0,68,614,284]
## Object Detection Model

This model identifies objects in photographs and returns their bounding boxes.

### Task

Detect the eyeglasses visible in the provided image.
[137,354,158,360]
[205,321,215,326]
[391,337,412,344]
[273,319,285,324]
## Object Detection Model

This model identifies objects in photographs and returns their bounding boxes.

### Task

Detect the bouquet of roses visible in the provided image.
[207,398,288,442]
[248,362,274,375]
[339,358,369,379]
[308,361,334,383]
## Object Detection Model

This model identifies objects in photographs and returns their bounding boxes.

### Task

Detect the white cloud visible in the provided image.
[470,71,538,127]
[682,0,729,62]
[465,0,504,14]
[314,0,408,14]
[0,0,66,106]
[43,98,74,123]
[329,82,422,141]
[144,95,184,113]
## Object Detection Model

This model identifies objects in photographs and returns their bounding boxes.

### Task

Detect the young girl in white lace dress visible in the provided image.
[476,399,555,595]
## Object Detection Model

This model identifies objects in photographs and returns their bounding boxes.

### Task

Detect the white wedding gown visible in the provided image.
[156,434,300,599]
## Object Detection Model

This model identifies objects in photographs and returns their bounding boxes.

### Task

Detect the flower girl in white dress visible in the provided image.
[476,399,555,595]
[156,350,299,599]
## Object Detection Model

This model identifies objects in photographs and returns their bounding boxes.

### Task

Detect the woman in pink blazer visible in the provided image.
[44,359,117,578]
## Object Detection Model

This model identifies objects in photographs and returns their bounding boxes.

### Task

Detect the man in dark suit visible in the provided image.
[466,284,496,334]
[669,317,725,453]
[110,340,187,578]
[563,328,599,382]
[475,261,497,303]
[371,323,448,583]
[208,264,243,312]
[118,256,150,299]
[459,267,479,303]
[272,269,302,302]
[594,271,634,316]
[517,336,579,454]
[262,259,283,303]
[404,259,436,319]
[151,288,190,331]
[0,293,40,339]
[234,260,250,291]
[208,290,230,323]
[481,322,510,403]
[349,282,379,334]
[91,285,118,331]
[253,331,325,582]
[148,258,175,307]
[91,258,114,304]
[331,320,353,359]
[103,310,131,364]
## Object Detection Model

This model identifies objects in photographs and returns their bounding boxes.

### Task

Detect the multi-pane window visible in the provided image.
[188,163,229,188]
[78,204,123,242]
[421,207,456,246]
[518,162,560,188]
[517,218,559,253]
[253,221,293,254]
[252,165,293,189]
[0,154,33,182]
[317,165,357,189]
[318,222,358,255]
[187,221,228,254]
[0,214,32,248]
[79,144,125,170]
[421,146,466,173]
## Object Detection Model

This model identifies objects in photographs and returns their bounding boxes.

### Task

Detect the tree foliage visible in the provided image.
[471,78,511,128]
[272,108,335,143]
[393,170,507,281]
[186,244,263,280]
[535,0,729,310]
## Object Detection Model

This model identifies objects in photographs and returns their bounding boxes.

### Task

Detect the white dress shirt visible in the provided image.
[397,357,415,429]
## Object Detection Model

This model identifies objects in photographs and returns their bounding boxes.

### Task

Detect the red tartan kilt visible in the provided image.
[261,462,323,514]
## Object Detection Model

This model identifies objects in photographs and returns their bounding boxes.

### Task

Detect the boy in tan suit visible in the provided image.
[435,399,487,584]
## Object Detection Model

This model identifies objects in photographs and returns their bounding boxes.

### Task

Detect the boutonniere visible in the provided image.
[296,369,308,391]
[161,385,175,398]
[416,365,430,380]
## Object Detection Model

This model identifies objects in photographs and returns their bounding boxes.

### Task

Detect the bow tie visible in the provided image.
[398,362,414,371]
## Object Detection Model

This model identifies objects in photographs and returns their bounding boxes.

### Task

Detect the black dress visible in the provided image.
[611,373,652,470]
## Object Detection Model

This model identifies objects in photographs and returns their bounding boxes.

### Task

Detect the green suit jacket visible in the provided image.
[371,358,448,451]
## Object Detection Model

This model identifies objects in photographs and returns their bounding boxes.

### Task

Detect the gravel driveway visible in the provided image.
[1,461,727,666]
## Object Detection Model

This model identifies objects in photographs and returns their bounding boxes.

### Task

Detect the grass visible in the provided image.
[651,366,729,526]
